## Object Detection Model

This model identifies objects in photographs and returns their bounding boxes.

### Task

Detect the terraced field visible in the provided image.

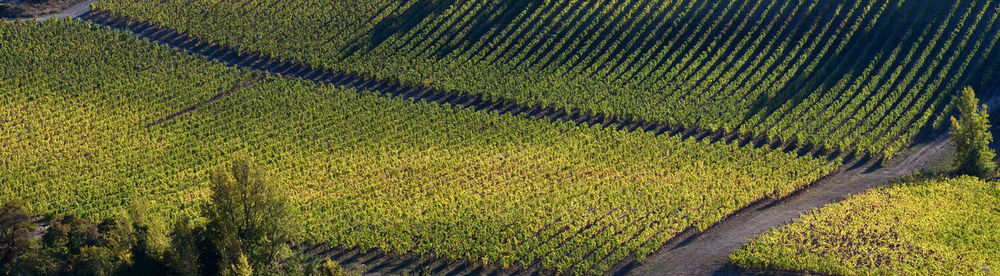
[92,0,1000,158]
[0,20,839,274]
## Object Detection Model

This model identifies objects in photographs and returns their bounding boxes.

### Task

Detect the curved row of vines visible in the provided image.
[0,20,838,274]
[91,0,1000,158]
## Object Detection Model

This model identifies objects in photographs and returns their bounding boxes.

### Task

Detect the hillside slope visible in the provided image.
[0,20,837,275]
[93,0,1000,158]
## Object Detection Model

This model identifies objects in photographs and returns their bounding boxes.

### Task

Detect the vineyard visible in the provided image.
[0,20,840,275]
[730,175,1000,275]
[90,0,1000,159]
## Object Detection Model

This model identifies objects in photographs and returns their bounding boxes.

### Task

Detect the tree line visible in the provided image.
[0,158,355,276]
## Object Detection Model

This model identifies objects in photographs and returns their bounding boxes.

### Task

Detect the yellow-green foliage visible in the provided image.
[951,87,996,177]
[731,176,1000,275]
[1,20,837,274]
[92,0,1000,157]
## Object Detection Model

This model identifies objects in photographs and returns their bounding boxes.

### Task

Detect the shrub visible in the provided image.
[950,87,997,177]
[315,258,359,276]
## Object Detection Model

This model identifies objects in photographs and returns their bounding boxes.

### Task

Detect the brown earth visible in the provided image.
[1,0,91,19]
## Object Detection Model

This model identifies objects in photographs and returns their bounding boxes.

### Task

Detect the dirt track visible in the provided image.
[35,0,95,20]
[0,0,95,21]
[625,135,953,276]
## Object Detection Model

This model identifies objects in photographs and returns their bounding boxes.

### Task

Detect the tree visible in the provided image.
[166,216,207,276]
[951,87,997,177]
[204,157,295,274]
[71,245,117,276]
[315,258,358,276]
[126,200,171,274]
[0,200,35,274]
[226,253,253,276]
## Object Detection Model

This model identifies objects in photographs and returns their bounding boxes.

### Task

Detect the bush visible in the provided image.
[951,87,997,177]
[315,258,360,276]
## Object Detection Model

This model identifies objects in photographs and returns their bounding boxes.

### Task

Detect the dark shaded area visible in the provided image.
[338,0,456,59]
[434,0,542,58]
[371,0,456,46]
[0,3,12,17]
[741,0,933,128]
[982,90,1000,157]
[742,0,998,154]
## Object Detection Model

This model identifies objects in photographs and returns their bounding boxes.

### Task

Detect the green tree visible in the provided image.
[204,157,295,274]
[71,245,117,276]
[315,258,358,276]
[0,200,35,274]
[951,87,997,177]
[126,200,171,274]
[166,216,207,276]
[225,253,253,276]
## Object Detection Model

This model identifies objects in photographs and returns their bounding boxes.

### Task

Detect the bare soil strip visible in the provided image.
[624,135,953,276]
[1,0,92,20]
[35,0,94,20]
[78,9,863,164]
[146,75,263,127]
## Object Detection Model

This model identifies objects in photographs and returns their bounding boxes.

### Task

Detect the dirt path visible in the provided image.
[1,0,95,22]
[35,0,94,20]
[35,0,95,20]
[624,135,953,276]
